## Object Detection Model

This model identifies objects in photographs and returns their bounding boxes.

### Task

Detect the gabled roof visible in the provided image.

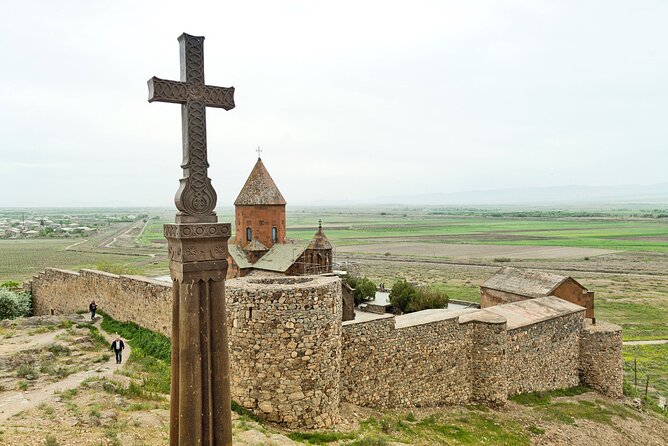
[229,245,253,269]
[254,243,305,273]
[307,222,332,250]
[234,158,287,206]
[229,241,305,273]
[243,238,269,252]
[481,267,578,298]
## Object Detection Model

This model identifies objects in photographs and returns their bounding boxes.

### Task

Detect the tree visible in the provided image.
[344,275,377,305]
[388,279,416,313]
[389,279,448,314]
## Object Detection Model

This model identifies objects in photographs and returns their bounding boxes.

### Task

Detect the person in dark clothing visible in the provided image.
[111,336,125,364]
[89,301,97,320]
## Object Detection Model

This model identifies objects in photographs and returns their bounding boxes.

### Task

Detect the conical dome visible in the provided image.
[234,158,287,206]
[243,238,269,252]
[307,221,333,250]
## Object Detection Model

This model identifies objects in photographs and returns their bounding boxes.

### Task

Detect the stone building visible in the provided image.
[480,267,595,321]
[227,157,333,277]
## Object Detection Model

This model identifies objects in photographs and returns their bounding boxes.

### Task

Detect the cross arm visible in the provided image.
[148,77,189,104]
[200,85,235,110]
[147,76,235,110]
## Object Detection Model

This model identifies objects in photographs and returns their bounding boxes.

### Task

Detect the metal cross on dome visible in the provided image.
[148,33,235,222]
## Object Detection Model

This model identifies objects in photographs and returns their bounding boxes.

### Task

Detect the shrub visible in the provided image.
[389,279,448,314]
[0,289,31,320]
[0,281,20,289]
[344,276,377,305]
[405,286,448,313]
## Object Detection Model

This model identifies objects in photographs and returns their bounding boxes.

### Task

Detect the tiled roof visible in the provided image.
[481,267,574,298]
[234,158,287,206]
[244,238,269,252]
[307,223,332,250]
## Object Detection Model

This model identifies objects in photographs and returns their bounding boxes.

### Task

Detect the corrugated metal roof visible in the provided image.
[229,245,253,269]
[481,267,570,298]
[254,243,305,272]
[234,158,287,206]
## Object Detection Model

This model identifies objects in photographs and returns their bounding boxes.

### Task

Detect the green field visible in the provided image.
[2,206,668,410]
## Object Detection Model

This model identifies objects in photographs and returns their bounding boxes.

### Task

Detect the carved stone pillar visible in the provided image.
[164,222,232,446]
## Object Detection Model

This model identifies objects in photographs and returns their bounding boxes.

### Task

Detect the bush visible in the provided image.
[0,289,32,320]
[405,287,448,313]
[345,276,377,305]
[1,280,21,289]
[389,279,448,314]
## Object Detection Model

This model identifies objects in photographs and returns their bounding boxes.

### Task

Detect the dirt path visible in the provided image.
[0,317,132,422]
[623,339,668,346]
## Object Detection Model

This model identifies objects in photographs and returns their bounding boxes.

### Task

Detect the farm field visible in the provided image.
[2,206,668,409]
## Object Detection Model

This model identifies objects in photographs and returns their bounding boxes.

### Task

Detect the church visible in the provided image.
[227,156,333,278]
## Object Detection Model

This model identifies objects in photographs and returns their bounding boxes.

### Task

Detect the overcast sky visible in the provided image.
[1,1,666,207]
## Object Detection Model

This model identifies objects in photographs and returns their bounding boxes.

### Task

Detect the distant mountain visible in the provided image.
[366,183,668,206]
[293,183,668,207]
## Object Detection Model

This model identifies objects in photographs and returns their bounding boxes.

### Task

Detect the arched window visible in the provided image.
[272,227,278,242]
[246,227,252,241]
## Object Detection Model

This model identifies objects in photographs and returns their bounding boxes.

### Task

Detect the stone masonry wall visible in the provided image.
[461,314,508,406]
[29,269,625,428]
[30,268,172,336]
[505,311,583,395]
[579,320,623,398]
[226,276,342,429]
[341,314,473,408]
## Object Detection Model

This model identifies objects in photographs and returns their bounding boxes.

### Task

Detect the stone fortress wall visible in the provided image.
[27,268,623,429]
[225,276,341,429]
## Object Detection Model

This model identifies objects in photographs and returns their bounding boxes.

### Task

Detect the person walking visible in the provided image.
[111,335,125,364]
[89,301,97,320]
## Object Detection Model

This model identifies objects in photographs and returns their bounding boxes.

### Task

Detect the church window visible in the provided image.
[272,227,278,242]
[246,227,252,241]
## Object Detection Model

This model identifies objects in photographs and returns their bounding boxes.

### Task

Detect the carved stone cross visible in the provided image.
[148,33,235,223]
[148,33,234,446]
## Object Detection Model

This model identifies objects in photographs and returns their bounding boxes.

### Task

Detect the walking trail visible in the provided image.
[0,316,132,422]
[623,339,668,346]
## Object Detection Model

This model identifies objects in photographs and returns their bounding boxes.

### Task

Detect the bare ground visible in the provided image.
[337,242,617,259]
[2,316,668,445]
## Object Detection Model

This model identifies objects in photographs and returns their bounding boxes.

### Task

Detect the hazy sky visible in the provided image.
[1,1,667,207]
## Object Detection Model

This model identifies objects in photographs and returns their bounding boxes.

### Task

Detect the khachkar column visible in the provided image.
[148,33,235,446]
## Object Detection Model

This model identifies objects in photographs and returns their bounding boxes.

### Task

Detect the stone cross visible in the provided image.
[148,33,235,224]
[148,33,234,446]
[256,146,262,159]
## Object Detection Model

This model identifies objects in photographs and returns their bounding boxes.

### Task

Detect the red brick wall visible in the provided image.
[553,279,595,320]
[235,204,286,249]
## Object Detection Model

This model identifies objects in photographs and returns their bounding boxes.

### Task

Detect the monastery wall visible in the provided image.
[579,320,624,398]
[29,268,173,336]
[340,312,473,409]
[225,276,342,429]
[504,312,583,395]
[28,269,624,429]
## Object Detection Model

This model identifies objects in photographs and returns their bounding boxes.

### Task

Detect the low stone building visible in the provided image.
[480,267,595,321]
